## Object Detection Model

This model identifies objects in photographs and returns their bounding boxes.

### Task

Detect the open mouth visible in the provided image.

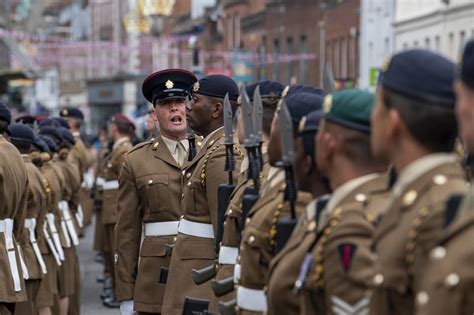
[171,115,183,125]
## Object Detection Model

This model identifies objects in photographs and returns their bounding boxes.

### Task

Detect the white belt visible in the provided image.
[58,201,79,247]
[0,219,22,292]
[234,263,241,283]
[178,219,214,239]
[218,246,238,265]
[25,219,47,274]
[46,213,65,261]
[75,204,84,228]
[237,286,267,312]
[96,177,119,190]
[17,245,29,280]
[82,170,94,189]
[43,222,61,266]
[144,221,180,236]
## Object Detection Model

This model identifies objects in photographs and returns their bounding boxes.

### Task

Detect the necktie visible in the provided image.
[177,141,186,167]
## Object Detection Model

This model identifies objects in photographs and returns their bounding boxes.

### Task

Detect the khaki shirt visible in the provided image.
[114,136,187,313]
[370,154,468,315]
[0,137,28,302]
[97,137,132,225]
[162,127,243,314]
[299,173,390,315]
[415,180,474,315]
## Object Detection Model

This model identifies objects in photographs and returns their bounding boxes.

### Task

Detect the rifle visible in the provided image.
[252,86,264,172]
[192,94,236,285]
[274,99,298,253]
[240,87,261,229]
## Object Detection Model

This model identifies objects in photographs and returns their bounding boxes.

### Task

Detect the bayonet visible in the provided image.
[252,85,264,172]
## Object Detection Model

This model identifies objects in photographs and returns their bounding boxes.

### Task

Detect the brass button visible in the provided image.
[107,163,112,168]
[445,273,460,287]
[182,170,186,176]
[186,173,191,179]
[249,235,255,244]
[228,210,233,215]
[433,174,447,185]
[416,291,429,305]
[209,139,215,146]
[430,246,446,260]
[173,236,177,242]
[307,221,316,232]
[153,142,159,148]
[246,218,251,225]
[148,179,153,185]
[373,273,384,285]
[355,193,367,202]
[403,190,418,206]
[187,181,191,187]
[181,193,185,199]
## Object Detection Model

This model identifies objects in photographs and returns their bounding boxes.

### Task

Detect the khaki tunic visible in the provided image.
[370,154,468,315]
[0,137,28,303]
[162,128,243,315]
[237,167,313,315]
[415,190,474,315]
[298,173,389,315]
[114,136,185,313]
[18,157,48,281]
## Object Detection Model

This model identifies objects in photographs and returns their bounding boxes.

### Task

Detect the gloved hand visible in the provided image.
[120,300,136,315]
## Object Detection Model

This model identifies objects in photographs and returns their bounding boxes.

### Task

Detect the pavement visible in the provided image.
[79,219,119,315]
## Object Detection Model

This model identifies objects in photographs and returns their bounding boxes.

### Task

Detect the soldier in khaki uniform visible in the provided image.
[209,80,283,308]
[115,69,197,315]
[235,91,321,314]
[369,49,468,314]
[161,74,243,314]
[266,110,330,315]
[61,107,93,228]
[0,103,28,315]
[294,89,389,315]
[8,124,49,315]
[96,114,134,308]
[39,126,78,315]
[413,39,474,315]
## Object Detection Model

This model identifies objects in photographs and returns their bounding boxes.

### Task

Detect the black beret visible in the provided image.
[39,134,58,153]
[245,80,284,100]
[192,74,239,101]
[8,123,35,143]
[32,136,50,153]
[0,101,12,125]
[285,92,324,124]
[39,126,63,145]
[58,127,76,146]
[460,39,474,89]
[142,69,197,105]
[298,110,324,135]
[52,117,70,129]
[380,49,456,106]
[14,114,37,125]
[60,107,84,120]
[287,84,324,97]
[39,118,57,128]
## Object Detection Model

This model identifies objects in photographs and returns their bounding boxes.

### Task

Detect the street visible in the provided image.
[79,219,118,315]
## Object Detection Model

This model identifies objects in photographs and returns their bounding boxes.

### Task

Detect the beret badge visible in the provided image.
[165,80,174,89]
[193,81,200,92]
[323,95,333,113]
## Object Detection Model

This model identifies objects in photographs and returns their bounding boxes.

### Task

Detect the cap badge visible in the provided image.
[298,116,307,134]
[165,80,174,89]
[193,81,200,92]
[323,95,333,113]
[62,109,68,116]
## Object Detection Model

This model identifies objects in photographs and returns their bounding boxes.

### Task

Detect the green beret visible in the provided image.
[323,88,374,133]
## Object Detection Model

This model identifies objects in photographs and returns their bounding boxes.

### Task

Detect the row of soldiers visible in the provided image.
[101,40,474,315]
[0,105,94,315]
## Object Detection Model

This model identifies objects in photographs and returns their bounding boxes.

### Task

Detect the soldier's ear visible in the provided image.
[211,102,223,119]
[388,109,402,139]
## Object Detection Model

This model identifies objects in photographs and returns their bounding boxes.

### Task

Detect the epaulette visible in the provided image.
[126,138,154,155]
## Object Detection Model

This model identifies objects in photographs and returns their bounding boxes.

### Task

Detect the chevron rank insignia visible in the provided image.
[331,296,369,315]
[337,243,357,272]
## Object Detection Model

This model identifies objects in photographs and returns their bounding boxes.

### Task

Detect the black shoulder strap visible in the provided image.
[444,194,465,228]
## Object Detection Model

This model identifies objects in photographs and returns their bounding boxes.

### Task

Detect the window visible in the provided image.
[460,30,466,51]
[435,35,441,51]
[425,37,431,49]
[299,35,307,84]
[448,33,454,58]
[273,39,280,81]
[287,37,293,84]
[414,40,419,47]
[234,15,241,48]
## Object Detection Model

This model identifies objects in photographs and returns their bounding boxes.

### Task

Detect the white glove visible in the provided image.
[120,300,136,315]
